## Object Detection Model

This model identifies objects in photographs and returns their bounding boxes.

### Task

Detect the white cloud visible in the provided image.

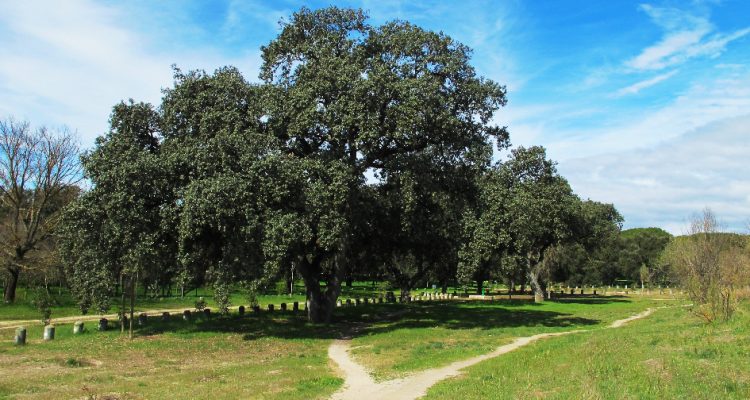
[614,70,678,96]
[559,114,750,234]
[626,4,750,71]
[0,1,263,147]
[543,67,750,161]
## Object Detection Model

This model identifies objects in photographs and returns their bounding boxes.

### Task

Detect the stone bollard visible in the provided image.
[346,298,352,306]
[570,289,574,295]
[580,289,584,295]
[593,290,597,295]
[74,321,84,334]
[138,313,147,326]
[252,305,261,313]
[183,310,192,321]
[280,303,287,312]
[336,300,342,307]
[161,312,170,321]
[43,325,55,341]
[203,308,211,319]
[267,304,274,312]
[293,302,299,312]
[15,327,26,345]
[98,318,109,331]
[238,305,245,316]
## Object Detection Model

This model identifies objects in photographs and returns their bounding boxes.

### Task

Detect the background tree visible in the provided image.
[0,118,81,303]
[618,227,672,286]
[59,101,168,338]
[503,146,578,302]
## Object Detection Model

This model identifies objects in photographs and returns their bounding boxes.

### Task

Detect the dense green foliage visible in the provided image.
[57,6,636,321]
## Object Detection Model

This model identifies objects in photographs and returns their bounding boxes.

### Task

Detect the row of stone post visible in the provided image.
[13,292,459,345]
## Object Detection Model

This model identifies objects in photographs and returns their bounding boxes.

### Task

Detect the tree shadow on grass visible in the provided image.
[550,296,632,305]
[135,297,619,341]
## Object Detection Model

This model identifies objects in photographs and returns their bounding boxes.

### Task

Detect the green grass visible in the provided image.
[424,301,750,399]
[348,296,667,380]
[2,293,742,399]
[0,308,358,399]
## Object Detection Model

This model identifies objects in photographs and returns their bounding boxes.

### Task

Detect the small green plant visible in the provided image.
[194,297,207,311]
[213,281,231,315]
[29,287,55,324]
[240,280,261,308]
[65,358,83,368]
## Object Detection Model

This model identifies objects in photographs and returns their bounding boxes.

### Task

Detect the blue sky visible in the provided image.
[1,0,749,234]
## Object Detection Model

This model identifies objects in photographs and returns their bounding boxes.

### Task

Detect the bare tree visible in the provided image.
[0,117,81,303]
[663,209,750,322]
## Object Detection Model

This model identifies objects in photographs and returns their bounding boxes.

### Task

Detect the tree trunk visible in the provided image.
[527,252,547,303]
[3,267,19,303]
[400,285,411,301]
[129,273,137,339]
[298,255,342,323]
[120,274,126,333]
[528,269,545,303]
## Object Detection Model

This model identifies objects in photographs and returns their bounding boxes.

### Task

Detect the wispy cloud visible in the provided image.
[560,114,750,233]
[0,0,263,145]
[626,4,750,71]
[614,70,679,96]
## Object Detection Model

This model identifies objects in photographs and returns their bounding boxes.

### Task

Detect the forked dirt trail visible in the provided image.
[328,308,656,400]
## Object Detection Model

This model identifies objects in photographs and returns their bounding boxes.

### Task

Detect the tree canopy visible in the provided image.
[59,6,633,321]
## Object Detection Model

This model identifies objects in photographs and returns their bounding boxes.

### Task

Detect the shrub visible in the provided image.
[662,209,750,323]
[194,297,207,311]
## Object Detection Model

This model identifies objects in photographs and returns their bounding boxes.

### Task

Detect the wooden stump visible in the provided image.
[73,321,84,334]
[267,304,274,312]
[238,305,245,316]
[280,303,287,311]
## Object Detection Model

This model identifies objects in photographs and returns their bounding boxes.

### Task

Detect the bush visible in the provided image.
[194,297,207,311]
[213,281,231,315]
[662,209,750,323]
[30,287,56,324]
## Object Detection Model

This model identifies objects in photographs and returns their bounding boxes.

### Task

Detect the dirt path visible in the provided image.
[328,308,657,400]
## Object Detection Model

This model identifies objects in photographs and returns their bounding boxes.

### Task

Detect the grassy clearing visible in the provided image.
[3,294,727,399]
[0,309,357,399]
[348,296,668,381]
[424,301,750,399]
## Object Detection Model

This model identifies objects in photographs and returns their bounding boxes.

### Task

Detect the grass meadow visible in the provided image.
[1,293,747,399]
